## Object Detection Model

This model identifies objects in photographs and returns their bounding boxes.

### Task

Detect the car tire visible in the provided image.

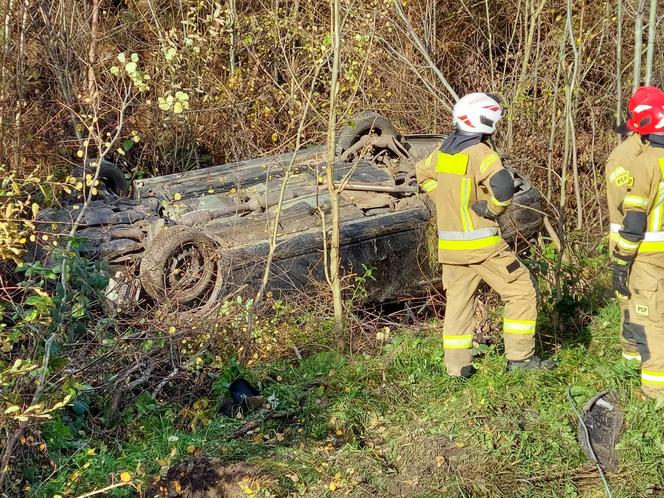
[499,171,543,241]
[74,159,130,198]
[336,111,397,156]
[139,226,221,306]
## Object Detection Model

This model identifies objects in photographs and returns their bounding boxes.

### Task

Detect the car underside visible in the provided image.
[33,112,543,310]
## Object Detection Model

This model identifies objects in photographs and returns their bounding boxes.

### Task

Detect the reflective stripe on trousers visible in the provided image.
[503,319,536,335]
[622,351,642,362]
[443,334,473,350]
[642,369,664,386]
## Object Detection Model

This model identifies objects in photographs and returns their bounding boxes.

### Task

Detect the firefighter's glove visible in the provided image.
[611,254,634,299]
[471,200,497,221]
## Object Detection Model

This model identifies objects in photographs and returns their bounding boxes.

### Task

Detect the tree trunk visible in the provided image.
[87,0,100,104]
[633,0,645,91]
[325,0,344,343]
[13,0,27,173]
[564,0,582,230]
[0,0,14,164]
[229,0,237,75]
[616,0,623,142]
[644,0,656,85]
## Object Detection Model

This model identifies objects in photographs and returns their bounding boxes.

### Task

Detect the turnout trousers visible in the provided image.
[618,296,643,362]
[627,259,664,398]
[441,249,537,376]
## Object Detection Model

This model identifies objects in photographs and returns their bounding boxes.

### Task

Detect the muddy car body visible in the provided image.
[37,113,543,308]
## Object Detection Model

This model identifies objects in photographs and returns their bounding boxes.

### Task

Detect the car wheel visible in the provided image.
[336,111,397,157]
[499,171,543,241]
[74,159,130,198]
[139,226,222,307]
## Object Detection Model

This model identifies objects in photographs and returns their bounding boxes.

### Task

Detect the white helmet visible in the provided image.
[453,92,503,134]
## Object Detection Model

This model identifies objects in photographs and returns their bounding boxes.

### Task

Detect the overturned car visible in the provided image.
[36,113,543,309]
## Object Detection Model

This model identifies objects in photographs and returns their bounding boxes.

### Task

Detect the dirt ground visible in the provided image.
[146,457,275,498]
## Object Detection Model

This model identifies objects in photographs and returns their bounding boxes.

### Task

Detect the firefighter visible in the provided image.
[416,92,552,378]
[608,85,664,364]
[608,92,664,399]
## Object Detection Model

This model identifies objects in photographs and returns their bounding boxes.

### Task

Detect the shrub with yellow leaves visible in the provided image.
[0,166,85,264]
[0,166,42,263]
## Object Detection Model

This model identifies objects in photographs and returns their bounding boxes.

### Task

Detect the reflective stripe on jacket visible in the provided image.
[606,136,664,265]
[416,142,511,264]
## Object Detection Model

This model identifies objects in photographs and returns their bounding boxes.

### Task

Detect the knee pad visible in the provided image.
[630,322,651,362]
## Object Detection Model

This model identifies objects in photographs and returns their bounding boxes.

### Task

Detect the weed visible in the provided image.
[23,294,664,497]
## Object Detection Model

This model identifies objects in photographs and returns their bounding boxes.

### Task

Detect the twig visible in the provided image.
[241,62,323,364]
[73,482,134,498]
[13,0,28,172]
[506,0,547,150]
[543,215,562,253]
[546,33,565,201]
[152,368,179,398]
[59,89,131,300]
[378,37,451,108]
[125,362,155,390]
[391,0,458,105]
[484,0,495,84]
[0,333,56,488]
[0,0,15,161]
[255,63,321,305]
[565,0,582,230]
[227,410,294,439]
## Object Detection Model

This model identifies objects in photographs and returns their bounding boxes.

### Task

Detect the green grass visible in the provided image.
[28,300,664,498]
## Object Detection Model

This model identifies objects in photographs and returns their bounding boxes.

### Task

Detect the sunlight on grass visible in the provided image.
[32,300,664,498]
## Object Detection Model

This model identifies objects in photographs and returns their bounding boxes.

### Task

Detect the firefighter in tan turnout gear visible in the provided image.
[607,86,663,365]
[416,93,553,378]
[607,90,664,399]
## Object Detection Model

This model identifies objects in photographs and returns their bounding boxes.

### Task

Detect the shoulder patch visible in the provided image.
[608,166,634,187]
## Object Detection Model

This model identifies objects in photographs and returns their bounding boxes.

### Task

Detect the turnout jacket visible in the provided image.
[416,142,513,265]
[607,135,664,267]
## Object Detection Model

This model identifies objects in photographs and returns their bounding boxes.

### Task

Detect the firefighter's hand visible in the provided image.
[471,200,497,220]
[611,261,631,299]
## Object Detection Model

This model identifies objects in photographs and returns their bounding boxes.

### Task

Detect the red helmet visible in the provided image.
[628,86,664,114]
[627,93,664,135]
